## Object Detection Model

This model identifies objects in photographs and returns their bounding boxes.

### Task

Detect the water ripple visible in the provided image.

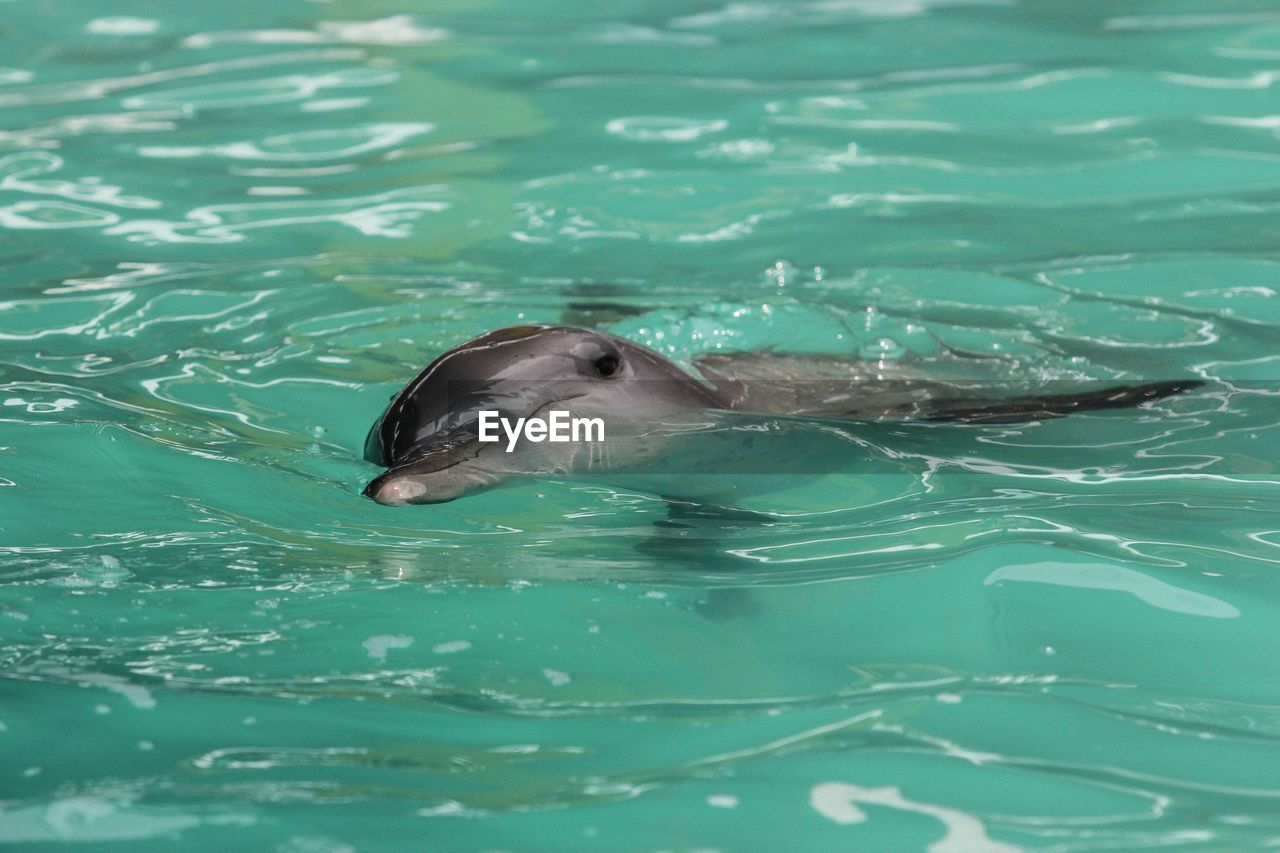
[3,0,1280,848]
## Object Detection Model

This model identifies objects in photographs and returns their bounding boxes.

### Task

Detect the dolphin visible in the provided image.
[361,324,1199,505]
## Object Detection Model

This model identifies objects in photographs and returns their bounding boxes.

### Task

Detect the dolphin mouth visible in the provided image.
[362,440,484,506]
[363,470,451,505]
[363,398,575,506]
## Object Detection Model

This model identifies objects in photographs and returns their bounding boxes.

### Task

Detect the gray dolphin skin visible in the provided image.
[362,324,1199,505]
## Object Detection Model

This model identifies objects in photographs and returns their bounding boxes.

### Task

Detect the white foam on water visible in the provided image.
[77,674,155,709]
[606,116,728,142]
[363,634,413,661]
[319,16,447,46]
[87,17,160,36]
[810,782,1019,852]
[542,668,571,686]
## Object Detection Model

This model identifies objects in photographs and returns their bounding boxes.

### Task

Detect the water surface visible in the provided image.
[3,1,1280,849]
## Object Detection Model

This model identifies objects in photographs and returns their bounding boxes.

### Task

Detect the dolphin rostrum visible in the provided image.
[362,325,1199,505]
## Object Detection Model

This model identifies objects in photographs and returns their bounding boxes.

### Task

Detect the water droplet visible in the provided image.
[764,259,797,288]
[858,337,905,361]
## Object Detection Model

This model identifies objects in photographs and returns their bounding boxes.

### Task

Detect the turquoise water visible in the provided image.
[3,0,1280,848]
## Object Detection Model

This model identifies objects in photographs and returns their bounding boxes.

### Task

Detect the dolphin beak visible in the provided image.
[363,470,431,505]
[362,441,488,506]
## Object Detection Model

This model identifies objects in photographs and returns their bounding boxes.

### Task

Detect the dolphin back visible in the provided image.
[691,351,1201,423]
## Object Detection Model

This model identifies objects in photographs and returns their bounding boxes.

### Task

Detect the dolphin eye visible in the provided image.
[594,354,621,377]
[570,336,624,378]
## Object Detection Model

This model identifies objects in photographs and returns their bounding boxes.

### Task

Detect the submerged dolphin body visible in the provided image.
[362,324,1198,505]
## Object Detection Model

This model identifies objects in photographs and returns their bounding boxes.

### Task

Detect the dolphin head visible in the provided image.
[362,325,723,505]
